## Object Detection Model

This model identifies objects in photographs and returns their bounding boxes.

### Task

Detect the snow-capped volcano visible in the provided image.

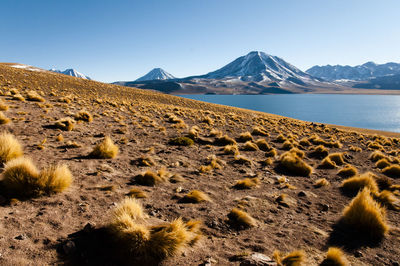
[136,68,176,82]
[50,68,91,80]
[201,51,319,84]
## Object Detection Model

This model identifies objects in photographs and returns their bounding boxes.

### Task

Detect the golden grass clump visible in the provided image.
[0,132,23,163]
[320,247,349,266]
[342,188,388,239]
[265,148,278,158]
[74,110,93,122]
[373,190,399,210]
[299,137,311,147]
[376,158,391,169]
[181,190,211,203]
[1,157,40,197]
[282,140,294,150]
[382,164,400,178]
[89,137,119,159]
[0,111,10,124]
[214,135,237,146]
[369,150,387,162]
[168,136,194,146]
[349,145,362,152]
[275,134,286,143]
[273,249,305,266]
[337,165,358,178]
[319,157,337,169]
[135,170,168,186]
[223,144,239,155]
[127,188,148,198]
[237,132,253,142]
[310,145,329,158]
[327,153,345,165]
[289,147,304,158]
[233,154,253,166]
[242,141,258,151]
[255,139,271,151]
[1,157,72,197]
[12,93,25,101]
[55,117,75,131]
[279,152,313,176]
[38,164,72,194]
[234,177,260,189]
[252,126,268,136]
[26,90,45,102]
[0,99,9,111]
[56,134,64,142]
[341,172,378,193]
[314,178,330,188]
[228,208,257,228]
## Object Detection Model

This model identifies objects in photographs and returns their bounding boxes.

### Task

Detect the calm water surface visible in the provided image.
[181,94,400,133]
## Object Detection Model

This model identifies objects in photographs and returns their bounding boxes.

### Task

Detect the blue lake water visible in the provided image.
[181,94,400,133]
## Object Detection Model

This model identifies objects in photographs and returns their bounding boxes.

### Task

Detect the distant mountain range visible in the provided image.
[306,62,400,81]
[50,68,91,80]
[115,51,340,94]
[136,68,176,81]
[113,52,400,94]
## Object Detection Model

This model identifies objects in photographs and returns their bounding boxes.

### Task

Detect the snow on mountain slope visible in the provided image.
[50,68,91,80]
[201,51,319,84]
[306,62,400,81]
[135,68,176,81]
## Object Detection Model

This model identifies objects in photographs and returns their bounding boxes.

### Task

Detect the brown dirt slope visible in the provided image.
[0,63,399,265]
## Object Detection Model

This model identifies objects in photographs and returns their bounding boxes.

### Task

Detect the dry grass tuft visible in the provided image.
[0,112,10,124]
[337,165,358,178]
[228,208,257,228]
[214,135,237,146]
[369,150,387,162]
[1,157,40,197]
[242,141,258,151]
[233,154,253,166]
[382,164,400,178]
[237,132,253,142]
[373,190,400,210]
[0,100,9,111]
[273,249,305,266]
[327,153,345,165]
[55,117,75,131]
[168,136,194,146]
[342,188,389,239]
[319,157,337,169]
[148,218,201,258]
[181,190,211,203]
[26,90,45,102]
[279,152,313,176]
[223,144,239,155]
[314,178,330,188]
[252,126,268,136]
[234,177,260,189]
[135,168,170,186]
[89,137,119,159]
[341,172,379,193]
[110,198,202,259]
[75,110,93,122]
[310,145,329,158]
[1,158,72,197]
[320,247,349,266]
[265,148,278,158]
[376,158,391,169]
[38,164,72,194]
[0,132,23,163]
[255,139,271,151]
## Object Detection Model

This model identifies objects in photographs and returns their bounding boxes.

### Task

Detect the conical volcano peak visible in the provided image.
[136,68,176,81]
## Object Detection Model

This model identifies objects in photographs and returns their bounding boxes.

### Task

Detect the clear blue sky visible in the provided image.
[1,0,399,82]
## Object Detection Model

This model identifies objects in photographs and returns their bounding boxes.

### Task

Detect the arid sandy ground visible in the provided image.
[0,63,399,265]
